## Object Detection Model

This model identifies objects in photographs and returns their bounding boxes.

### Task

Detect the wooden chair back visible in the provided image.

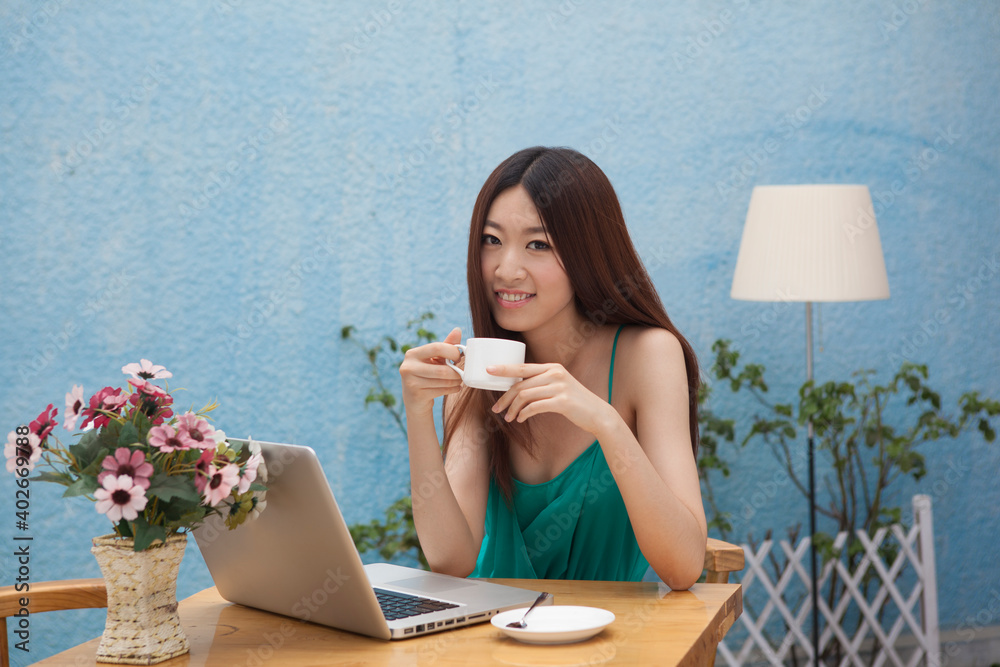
[0,578,107,667]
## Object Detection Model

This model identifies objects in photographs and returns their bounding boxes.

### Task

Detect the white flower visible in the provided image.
[121,359,172,381]
[237,453,263,494]
[64,385,85,431]
[248,495,267,521]
[94,475,148,523]
[4,431,42,473]
[202,463,240,506]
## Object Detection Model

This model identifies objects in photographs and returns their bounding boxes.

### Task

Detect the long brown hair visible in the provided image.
[444,147,700,501]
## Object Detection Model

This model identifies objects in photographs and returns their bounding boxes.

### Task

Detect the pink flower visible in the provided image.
[202,463,240,506]
[194,448,217,492]
[175,413,215,450]
[97,448,154,490]
[122,359,173,381]
[94,474,148,523]
[237,452,263,494]
[5,431,42,473]
[64,385,85,431]
[128,379,174,426]
[148,424,195,452]
[29,404,58,442]
[81,387,129,430]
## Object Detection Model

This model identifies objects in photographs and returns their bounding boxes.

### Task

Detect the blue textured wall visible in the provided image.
[2,1,998,662]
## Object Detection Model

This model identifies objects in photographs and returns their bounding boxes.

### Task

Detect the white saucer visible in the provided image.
[491,605,615,645]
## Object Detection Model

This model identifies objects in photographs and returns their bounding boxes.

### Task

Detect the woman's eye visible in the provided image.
[481,234,500,246]
[527,240,551,250]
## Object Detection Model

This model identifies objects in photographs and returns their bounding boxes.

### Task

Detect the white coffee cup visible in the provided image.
[446,338,526,391]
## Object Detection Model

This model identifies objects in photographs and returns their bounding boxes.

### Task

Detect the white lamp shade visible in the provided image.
[731,185,890,302]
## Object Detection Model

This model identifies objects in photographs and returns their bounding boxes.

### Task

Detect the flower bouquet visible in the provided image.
[6,359,267,663]
[6,359,266,550]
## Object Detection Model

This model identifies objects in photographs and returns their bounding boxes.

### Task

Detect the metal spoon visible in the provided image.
[506,592,551,628]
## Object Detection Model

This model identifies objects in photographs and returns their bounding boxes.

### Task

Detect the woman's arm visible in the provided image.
[400,328,490,577]
[488,327,707,589]
[596,328,707,589]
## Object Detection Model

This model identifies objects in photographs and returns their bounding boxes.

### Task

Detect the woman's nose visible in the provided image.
[494,248,527,281]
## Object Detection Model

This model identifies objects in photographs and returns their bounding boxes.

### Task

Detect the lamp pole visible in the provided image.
[806,301,819,665]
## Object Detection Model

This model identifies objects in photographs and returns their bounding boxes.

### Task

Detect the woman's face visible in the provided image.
[480,186,576,334]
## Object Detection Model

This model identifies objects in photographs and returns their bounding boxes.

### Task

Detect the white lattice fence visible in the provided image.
[719,494,940,666]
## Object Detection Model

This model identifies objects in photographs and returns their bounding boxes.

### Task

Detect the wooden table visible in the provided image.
[34,579,741,666]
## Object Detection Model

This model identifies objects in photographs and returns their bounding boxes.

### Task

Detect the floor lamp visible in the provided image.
[730,185,890,665]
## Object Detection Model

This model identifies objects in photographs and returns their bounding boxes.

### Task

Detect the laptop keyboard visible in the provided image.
[374,588,459,621]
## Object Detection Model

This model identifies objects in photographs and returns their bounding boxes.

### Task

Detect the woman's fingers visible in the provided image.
[413,341,463,363]
[500,385,559,422]
[399,329,465,412]
[485,363,544,378]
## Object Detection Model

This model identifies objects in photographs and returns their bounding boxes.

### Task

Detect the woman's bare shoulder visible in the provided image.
[614,326,688,400]
[617,326,685,366]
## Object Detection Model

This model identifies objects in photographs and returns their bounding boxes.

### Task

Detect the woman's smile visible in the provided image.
[495,289,536,309]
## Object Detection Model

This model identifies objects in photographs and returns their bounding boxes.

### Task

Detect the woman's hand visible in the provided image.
[399,327,464,416]
[487,363,616,435]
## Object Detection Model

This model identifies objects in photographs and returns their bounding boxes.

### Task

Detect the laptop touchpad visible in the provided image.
[388,575,476,594]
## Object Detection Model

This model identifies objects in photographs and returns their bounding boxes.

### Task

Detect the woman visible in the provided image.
[400,147,706,589]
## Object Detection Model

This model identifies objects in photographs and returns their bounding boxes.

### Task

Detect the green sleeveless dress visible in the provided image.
[470,326,649,581]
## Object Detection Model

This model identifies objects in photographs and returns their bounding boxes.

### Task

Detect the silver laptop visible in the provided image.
[193,440,546,640]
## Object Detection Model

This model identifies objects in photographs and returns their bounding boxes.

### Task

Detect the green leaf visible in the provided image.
[63,476,100,498]
[148,474,201,503]
[96,420,122,450]
[30,470,74,486]
[980,418,996,442]
[341,325,356,339]
[118,422,140,447]
[132,516,167,551]
[165,507,208,532]
[116,519,134,538]
[69,431,106,471]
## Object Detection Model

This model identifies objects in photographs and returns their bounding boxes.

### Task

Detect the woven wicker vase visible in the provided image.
[90,533,190,665]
